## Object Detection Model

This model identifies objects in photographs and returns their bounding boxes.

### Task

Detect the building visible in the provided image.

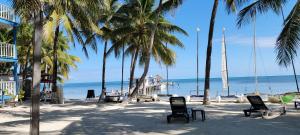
[0,2,19,102]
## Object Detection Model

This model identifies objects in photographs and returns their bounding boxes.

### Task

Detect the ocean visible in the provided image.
[62,75,300,100]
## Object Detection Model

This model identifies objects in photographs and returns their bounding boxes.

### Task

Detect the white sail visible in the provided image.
[221,28,229,94]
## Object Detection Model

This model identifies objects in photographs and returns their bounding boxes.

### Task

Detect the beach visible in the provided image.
[1,100,300,135]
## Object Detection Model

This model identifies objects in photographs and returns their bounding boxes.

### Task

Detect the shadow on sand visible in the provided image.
[0,102,300,135]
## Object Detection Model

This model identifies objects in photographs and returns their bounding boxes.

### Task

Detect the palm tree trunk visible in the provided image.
[292,59,299,92]
[129,53,135,90]
[52,25,60,94]
[121,44,125,95]
[31,11,43,135]
[22,46,31,88]
[130,54,150,97]
[99,41,108,101]
[129,47,139,94]
[130,0,163,97]
[203,0,219,105]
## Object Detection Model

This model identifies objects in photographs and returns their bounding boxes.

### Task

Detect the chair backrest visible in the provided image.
[247,96,268,110]
[281,94,296,104]
[86,90,95,98]
[169,97,187,115]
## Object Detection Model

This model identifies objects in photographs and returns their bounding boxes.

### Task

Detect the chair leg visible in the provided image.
[167,115,172,123]
[192,111,195,120]
[185,115,189,123]
[201,110,205,121]
[282,106,286,115]
[244,110,250,117]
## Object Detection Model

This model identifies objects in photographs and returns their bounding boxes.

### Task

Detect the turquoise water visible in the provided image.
[62,75,300,99]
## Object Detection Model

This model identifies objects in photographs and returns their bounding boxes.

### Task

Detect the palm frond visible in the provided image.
[276,1,300,67]
[237,0,287,28]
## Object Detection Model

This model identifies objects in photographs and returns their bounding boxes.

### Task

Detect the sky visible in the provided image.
[3,0,298,83]
[66,0,300,83]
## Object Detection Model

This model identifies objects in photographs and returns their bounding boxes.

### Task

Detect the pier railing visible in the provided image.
[0,42,15,58]
[0,4,15,22]
[0,81,16,96]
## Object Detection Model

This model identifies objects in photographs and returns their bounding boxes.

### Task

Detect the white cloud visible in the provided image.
[215,35,277,48]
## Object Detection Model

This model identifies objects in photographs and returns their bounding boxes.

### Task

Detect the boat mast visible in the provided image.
[253,14,258,94]
[222,27,230,96]
[196,27,200,96]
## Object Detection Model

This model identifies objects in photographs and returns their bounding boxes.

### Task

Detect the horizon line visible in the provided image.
[64,74,300,84]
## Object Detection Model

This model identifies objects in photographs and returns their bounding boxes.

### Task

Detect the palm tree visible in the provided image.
[16,20,33,93]
[13,0,101,134]
[16,23,33,87]
[203,0,241,105]
[276,1,300,67]
[106,0,184,97]
[236,0,300,92]
[44,0,102,94]
[13,1,44,134]
[88,0,120,101]
[15,23,80,86]
[41,32,81,82]
[131,0,184,97]
[108,0,187,97]
[236,0,289,65]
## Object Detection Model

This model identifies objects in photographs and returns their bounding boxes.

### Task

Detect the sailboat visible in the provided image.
[221,27,237,98]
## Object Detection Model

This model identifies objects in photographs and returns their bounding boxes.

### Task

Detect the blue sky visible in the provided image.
[10,0,294,83]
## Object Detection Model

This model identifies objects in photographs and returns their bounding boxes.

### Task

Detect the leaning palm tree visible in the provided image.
[203,0,243,105]
[13,0,44,134]
[133,0,184,97]
[236,0,300,92]
[119,0,185,97]
[108,0,187,97]
[276,1,300,67]
[89,0,120,101]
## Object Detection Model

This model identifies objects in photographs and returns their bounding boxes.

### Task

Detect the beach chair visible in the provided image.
[86,90,95,101]
[280,94,296,114]
[243,96,282,118]
[167,97,190,123]
[243,96,271,118]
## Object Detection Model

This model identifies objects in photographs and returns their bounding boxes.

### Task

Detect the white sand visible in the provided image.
[1,100,300,135]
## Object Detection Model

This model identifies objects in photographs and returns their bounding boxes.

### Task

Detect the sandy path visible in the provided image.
[0,101,300,135]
